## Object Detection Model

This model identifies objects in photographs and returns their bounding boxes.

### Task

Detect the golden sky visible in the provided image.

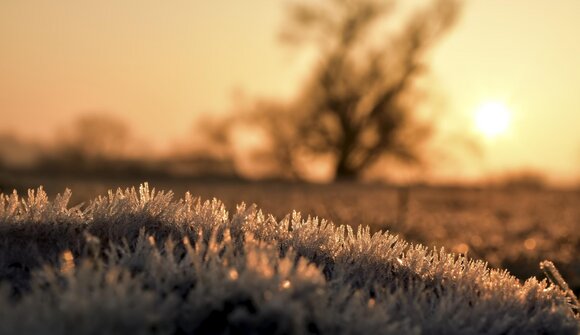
[1,0,579,184]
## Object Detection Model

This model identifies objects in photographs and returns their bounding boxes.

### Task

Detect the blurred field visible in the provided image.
[2,174,579,293]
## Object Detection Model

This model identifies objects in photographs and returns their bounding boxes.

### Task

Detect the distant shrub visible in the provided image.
[500,170,548,190]
[0,184,577,334]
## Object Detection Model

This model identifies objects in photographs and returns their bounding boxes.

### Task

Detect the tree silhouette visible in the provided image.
[42,113,134,174]
[61,113,130,163]
[253,0,461,180]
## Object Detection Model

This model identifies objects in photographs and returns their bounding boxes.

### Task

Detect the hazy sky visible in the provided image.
[1,0,579,184]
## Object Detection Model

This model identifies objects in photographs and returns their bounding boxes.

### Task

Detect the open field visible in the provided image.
[0,181,578,334]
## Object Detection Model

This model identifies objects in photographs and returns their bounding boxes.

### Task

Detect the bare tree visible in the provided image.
[253,0,461,180]
[168,115,237,177]
[57,113,131,165]
[236,100,306,179]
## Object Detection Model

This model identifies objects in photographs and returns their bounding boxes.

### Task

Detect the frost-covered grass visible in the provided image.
[0,184,578,334]
[6,177,580,292]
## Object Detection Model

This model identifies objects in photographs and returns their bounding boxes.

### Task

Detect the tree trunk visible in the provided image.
[334,161,359,181]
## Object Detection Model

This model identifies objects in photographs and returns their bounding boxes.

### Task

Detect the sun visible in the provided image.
[474,101,511,138]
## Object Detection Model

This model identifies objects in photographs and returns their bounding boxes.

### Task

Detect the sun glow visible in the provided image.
[474,101,511,138]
